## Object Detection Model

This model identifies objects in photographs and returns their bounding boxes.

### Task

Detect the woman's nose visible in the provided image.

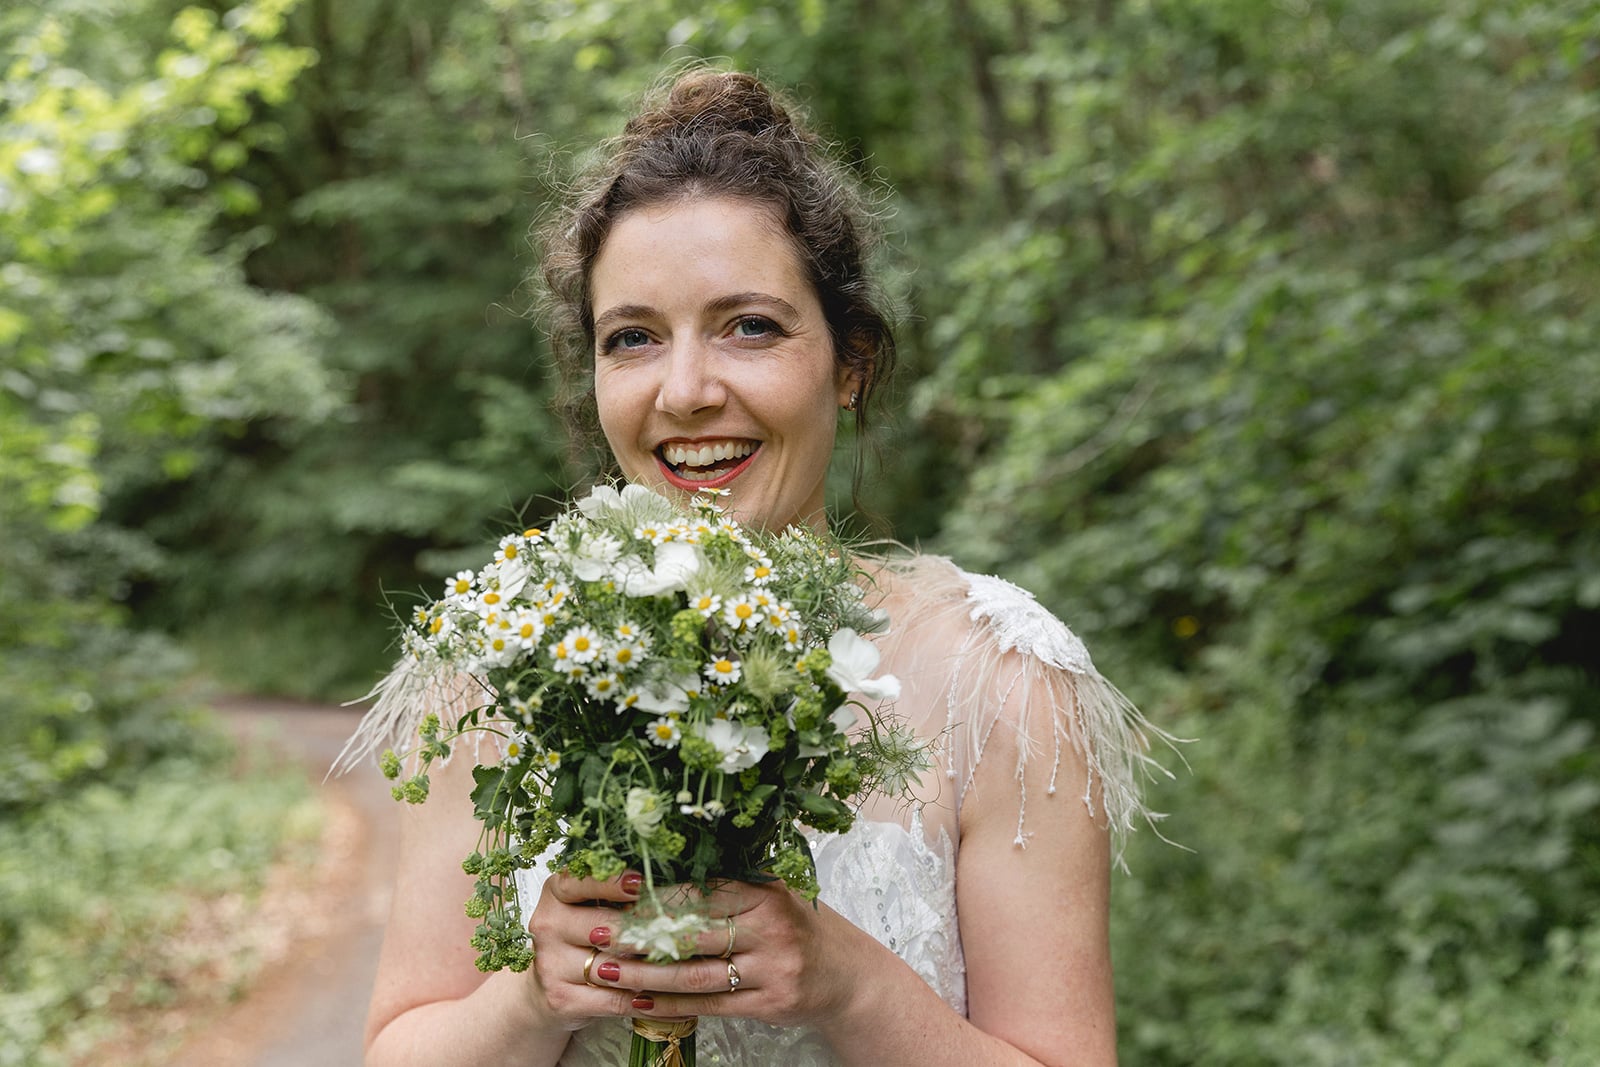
[654,339,725,417]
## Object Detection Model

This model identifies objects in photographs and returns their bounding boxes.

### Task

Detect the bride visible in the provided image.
[354,68,1167,1067]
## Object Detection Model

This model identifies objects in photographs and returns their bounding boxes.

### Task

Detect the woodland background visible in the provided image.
[3,0,1599,1063]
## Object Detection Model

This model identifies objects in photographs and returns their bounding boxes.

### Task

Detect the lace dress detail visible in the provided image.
[512,811,963,1067]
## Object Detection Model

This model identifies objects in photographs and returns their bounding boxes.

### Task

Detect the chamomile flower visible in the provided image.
[780,623,805,652]
[508,608,544,649]
[645,715,681,748]
[538,749,561,771]
[481,629,518,669]
[722,596,759,632]
[743,557,775,585]
[562,624,603,664]
[585,672,623,701]
[445,570,476,599]
[548,637,576,672]
[689,591,722,618]
[704,656,741,686]
[503,731,531,766]
[494,535,524,564]
[609,642,645,670]
[634,522,669,545]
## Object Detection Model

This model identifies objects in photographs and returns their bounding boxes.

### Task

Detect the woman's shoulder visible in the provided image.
[865,549,1175,861]
[867,552,1100,676]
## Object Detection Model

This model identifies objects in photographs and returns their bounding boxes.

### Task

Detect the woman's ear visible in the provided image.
[837,335,874,409]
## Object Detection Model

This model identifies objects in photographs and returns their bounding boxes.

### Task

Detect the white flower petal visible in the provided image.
[825,629,900,702]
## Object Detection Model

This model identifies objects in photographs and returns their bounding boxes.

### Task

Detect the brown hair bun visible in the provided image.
[624,70,807,144]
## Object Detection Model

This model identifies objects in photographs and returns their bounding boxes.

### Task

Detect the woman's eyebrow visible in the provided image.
[593,304,655,336]
[706,292,800,320]
[594,293,801,338]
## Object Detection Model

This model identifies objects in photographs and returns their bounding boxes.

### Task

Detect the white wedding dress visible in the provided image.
[346,554,1169,1066]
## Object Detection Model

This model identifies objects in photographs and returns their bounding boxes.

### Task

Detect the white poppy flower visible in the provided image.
[576,484,624,517]
[616,540,701,596]
[634,672,698,715]
[697,719,770,773]
[825,629,901,702]
[565,531,622,581]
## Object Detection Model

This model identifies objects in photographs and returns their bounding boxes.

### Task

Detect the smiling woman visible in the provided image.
[540,71,894,509]
[591,198,853,531]
[357,68,1171,1067]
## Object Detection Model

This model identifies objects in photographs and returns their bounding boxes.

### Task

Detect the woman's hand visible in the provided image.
[525,869,660,1027]
[574,878,876,1030]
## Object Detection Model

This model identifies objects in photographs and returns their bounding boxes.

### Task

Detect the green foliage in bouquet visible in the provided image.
[381,485,923,972]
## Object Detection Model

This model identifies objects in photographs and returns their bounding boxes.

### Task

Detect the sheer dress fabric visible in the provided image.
[347,554,1167,1066]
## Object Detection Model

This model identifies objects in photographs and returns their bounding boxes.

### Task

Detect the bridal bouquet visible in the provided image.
[379,484,920,1063]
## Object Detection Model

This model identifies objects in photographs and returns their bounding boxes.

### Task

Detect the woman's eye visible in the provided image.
[732,317,778,339]
[607,328,652,351]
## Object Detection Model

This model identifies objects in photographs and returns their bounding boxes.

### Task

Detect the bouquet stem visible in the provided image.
[628,1017,697,1067]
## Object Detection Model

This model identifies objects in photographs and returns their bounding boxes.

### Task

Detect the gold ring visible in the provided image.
[583,946,603,987]
[720,916,736,959]
[726,959,741,992]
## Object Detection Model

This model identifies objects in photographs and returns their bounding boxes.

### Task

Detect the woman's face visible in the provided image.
[590,197,855,531]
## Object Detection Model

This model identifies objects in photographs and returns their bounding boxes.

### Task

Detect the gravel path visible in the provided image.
[171,698,397,1067]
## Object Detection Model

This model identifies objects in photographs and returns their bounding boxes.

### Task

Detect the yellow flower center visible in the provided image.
[502,543,518,559]
[614,647,633,664]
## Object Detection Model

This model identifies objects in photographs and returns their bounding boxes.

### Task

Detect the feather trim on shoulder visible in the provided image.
[875,554,1179,868]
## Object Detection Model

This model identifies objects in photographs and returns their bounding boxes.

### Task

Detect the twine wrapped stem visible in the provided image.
[629,1017,698,1067]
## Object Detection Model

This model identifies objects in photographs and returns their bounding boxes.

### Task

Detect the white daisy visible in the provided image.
[703,656,741,686]
[645,716,681,748]
[722,596,759,632]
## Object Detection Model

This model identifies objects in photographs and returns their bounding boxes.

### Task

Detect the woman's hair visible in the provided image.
[537,68,896,496]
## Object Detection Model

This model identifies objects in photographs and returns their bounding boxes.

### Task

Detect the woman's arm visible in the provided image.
[363,749,570,1066]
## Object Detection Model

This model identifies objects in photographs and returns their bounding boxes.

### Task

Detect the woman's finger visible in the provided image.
[545,868,644,906]
[584,952,755,999]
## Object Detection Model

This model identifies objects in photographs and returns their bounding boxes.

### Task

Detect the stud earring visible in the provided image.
[844,391,859,412]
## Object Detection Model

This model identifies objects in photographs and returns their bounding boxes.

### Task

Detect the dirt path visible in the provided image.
[170,698,397,1067]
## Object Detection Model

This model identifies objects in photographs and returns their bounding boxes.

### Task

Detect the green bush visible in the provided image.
[0,754,320,1067]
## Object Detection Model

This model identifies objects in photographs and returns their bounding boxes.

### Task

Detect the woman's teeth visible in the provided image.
[660,441,757,470]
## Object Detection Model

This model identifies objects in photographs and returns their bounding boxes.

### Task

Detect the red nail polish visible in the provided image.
[597,961,621,982]
[588,926,611,947]
[621,872,643,895]
[632,994,654,1011]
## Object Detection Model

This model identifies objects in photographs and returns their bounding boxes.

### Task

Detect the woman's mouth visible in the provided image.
[655,439,760,489]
